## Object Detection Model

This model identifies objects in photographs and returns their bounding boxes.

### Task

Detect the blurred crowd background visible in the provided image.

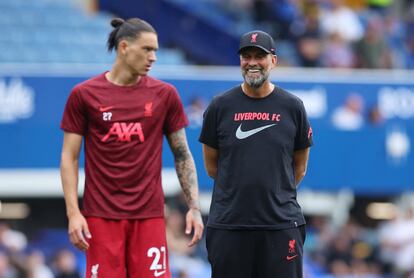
[2,193,414,278]
[0,0,414,277]
[203,0,414,69]
[0,0,413,68]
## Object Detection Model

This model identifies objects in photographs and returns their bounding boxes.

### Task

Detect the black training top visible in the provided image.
[199,85,313,230]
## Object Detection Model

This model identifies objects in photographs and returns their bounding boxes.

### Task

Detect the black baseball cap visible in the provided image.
[238,30,276,55]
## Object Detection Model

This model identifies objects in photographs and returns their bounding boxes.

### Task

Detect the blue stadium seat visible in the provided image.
[0,0,187,64]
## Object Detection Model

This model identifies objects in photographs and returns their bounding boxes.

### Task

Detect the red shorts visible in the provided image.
[85,217,171,278]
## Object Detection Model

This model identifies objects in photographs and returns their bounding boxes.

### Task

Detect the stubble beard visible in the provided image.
[242,68,269,88]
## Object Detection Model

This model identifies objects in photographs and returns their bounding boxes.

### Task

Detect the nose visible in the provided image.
[244,56,259,66]
[249,58,258,66]
[149,51,157,63]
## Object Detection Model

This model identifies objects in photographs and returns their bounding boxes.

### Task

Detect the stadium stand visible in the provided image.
[0,0,187,65]
[1,0,412,68]
[99,0,414,68]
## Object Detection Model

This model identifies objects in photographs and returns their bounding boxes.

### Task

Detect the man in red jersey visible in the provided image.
[60,17,204,278]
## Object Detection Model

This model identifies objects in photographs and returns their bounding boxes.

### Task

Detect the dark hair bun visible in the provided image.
[111,18,124,28]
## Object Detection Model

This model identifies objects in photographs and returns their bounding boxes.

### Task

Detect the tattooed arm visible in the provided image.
[166,128,204,246]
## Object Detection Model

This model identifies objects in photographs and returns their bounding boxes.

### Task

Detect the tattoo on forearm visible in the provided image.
[168,130,190,162]
[167,129,199,208]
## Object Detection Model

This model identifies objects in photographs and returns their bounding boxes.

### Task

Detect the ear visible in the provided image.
[118,40,129,55]
[272,54,278,68]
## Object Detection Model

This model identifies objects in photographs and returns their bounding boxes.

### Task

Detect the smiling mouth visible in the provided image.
[246,68,261,73]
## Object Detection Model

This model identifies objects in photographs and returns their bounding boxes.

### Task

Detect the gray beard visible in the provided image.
[242,70,269,88]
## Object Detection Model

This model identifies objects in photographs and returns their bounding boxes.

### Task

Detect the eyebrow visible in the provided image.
[143,45,158,51]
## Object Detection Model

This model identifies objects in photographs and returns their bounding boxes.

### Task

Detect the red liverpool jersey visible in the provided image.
[61,73,188,219]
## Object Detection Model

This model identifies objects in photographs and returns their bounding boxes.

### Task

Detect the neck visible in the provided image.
[106,61,141,86]
[242,81,275,98]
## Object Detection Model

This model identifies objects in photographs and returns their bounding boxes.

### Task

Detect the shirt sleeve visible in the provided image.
[294,100,313,151]
[60,87,87,135]
[199,97,219,149]
[163,85,189,135]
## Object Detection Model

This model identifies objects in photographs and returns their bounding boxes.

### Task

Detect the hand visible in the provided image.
[185,208,204,247]
[68,212,91,251]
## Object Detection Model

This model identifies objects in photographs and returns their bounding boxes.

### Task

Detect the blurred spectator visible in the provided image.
[319,0,364,43]
[354,15,393,68]
[0,223,27,253]
[382,13,406,68]
[345,0,367,10]
[0,251,18,278]
[350,258,378,276]
[165,205,210,278]
[296,2,323,67]
[367,0,393,13]
[367,105,384,126]
[305,215,336,268]
[403,0,414,16]
[403,19,414,69]
[322,32,355,68]
[177,270,190,278]
[326,231,354,268]
[26,250,54,278]
[253,0,273,24]
[253,0,302,40]
[220,0,252,22]
[379,207,414,276]
[404,35,414,69]
[166,206,195,257]
[321,219,385,276]
[332,94,365,130]
[52,249,81,278]
[330,259,352,276]
[185,97,207,129]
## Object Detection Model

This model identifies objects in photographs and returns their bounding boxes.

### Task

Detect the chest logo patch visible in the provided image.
[235,123,276,139]
[99,106,114,112]
[144,102,153,117]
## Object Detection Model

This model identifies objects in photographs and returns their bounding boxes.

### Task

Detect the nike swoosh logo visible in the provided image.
[154,270,166,277]
[235,123,276,139]
[286,254,298,261]
[99,106,114,112]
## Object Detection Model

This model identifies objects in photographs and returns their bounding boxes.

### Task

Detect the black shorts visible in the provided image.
[206,225,306,278]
